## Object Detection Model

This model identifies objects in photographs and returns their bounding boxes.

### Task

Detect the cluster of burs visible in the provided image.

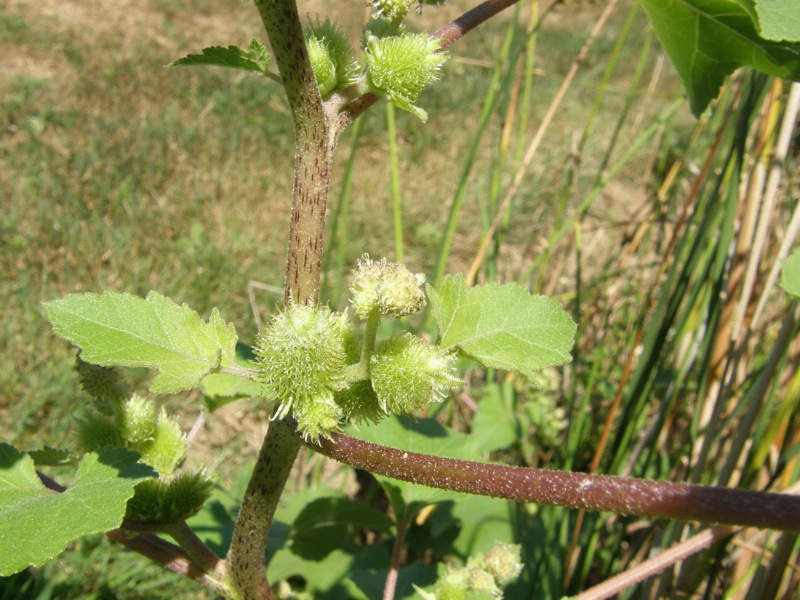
[75,359,212,524]
[304,0,449,121]
[255,257,462,442]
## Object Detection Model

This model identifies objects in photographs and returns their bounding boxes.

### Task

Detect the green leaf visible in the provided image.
[201,372,264,412]
[640,0,800,115]
[290,497,393,560]
[347,416,486,520]
[44,292,238,394]
[471,383,520,454]
[450,495,517,557]
[27,447,77,467]
[167,39,273,76]
[0,444,155,576]
[755,0,800,42]
[268,549,361,596]
[427,274,576,380]
[780,249,800,298]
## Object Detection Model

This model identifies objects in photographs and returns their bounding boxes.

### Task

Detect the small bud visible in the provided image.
[370,333,461,414]
[125,471,213,524]
[305,19,359,98]
[481,543,523,586]
[365,33,448,121]
[435,564,500,600]
[349,255,426,319]
[254,304,349,442]
[370,0,414,21]
[120,394,156,445]
[139,409,187,476]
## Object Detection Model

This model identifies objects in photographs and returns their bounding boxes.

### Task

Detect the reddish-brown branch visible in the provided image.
[105,530,230,596]
[311,431,800,532]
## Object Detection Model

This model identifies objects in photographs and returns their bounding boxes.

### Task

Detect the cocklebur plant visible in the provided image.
[253,257,460,441]
[4,0,800,598]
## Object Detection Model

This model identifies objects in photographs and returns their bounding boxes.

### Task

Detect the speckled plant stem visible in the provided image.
[253,0,334,307]
[312,430,800,532]
[225,1,332,597]
[226,420,298,599]
[224,1,529,597]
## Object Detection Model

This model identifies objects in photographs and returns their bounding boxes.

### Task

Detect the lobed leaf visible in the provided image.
[0,444,155,576]
[640,0,800,115]
[43,291,238,394]
[427,274,576,381]
[167,39,273,75]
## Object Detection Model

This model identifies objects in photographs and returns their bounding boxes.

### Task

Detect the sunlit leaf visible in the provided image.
[780,249,800,298]
[44,291,238,394]
[640,0,800,115]
[755,0,800,42]
[0,444,155,576]
[427,274,576,381]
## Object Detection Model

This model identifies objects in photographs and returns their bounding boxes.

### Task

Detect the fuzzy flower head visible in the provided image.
[305,19,359,98]
[365,33,448,121]
[350,255,426,319]
[434,564,501,600]
[254,304,350,441]
[370,333,461,414]
[370,0,414,21]
[334,379,384,425]
[479,543,523,586]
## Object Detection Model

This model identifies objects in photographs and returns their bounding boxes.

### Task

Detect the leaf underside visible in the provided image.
[167,39,272,76]
[640,0,800,115]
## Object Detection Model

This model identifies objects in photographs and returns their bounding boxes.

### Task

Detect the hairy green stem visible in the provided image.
[226,1,333,596]
[226,420,300,599]
[361,309,381,366]
[253,0,334,306]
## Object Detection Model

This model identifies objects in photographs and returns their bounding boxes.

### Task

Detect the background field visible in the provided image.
[2,0,799,598]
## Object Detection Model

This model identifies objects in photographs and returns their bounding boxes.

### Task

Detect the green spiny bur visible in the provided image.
[125,472,213,524]
[365,32,448,121]
[305,19,359,97]
[139,410,187,476]
[120,394,156,445]
[335,379,383,425]
[370,333,461,414]
[255,304,350,442]
[76,412,125,453]
[75,357,128,405]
